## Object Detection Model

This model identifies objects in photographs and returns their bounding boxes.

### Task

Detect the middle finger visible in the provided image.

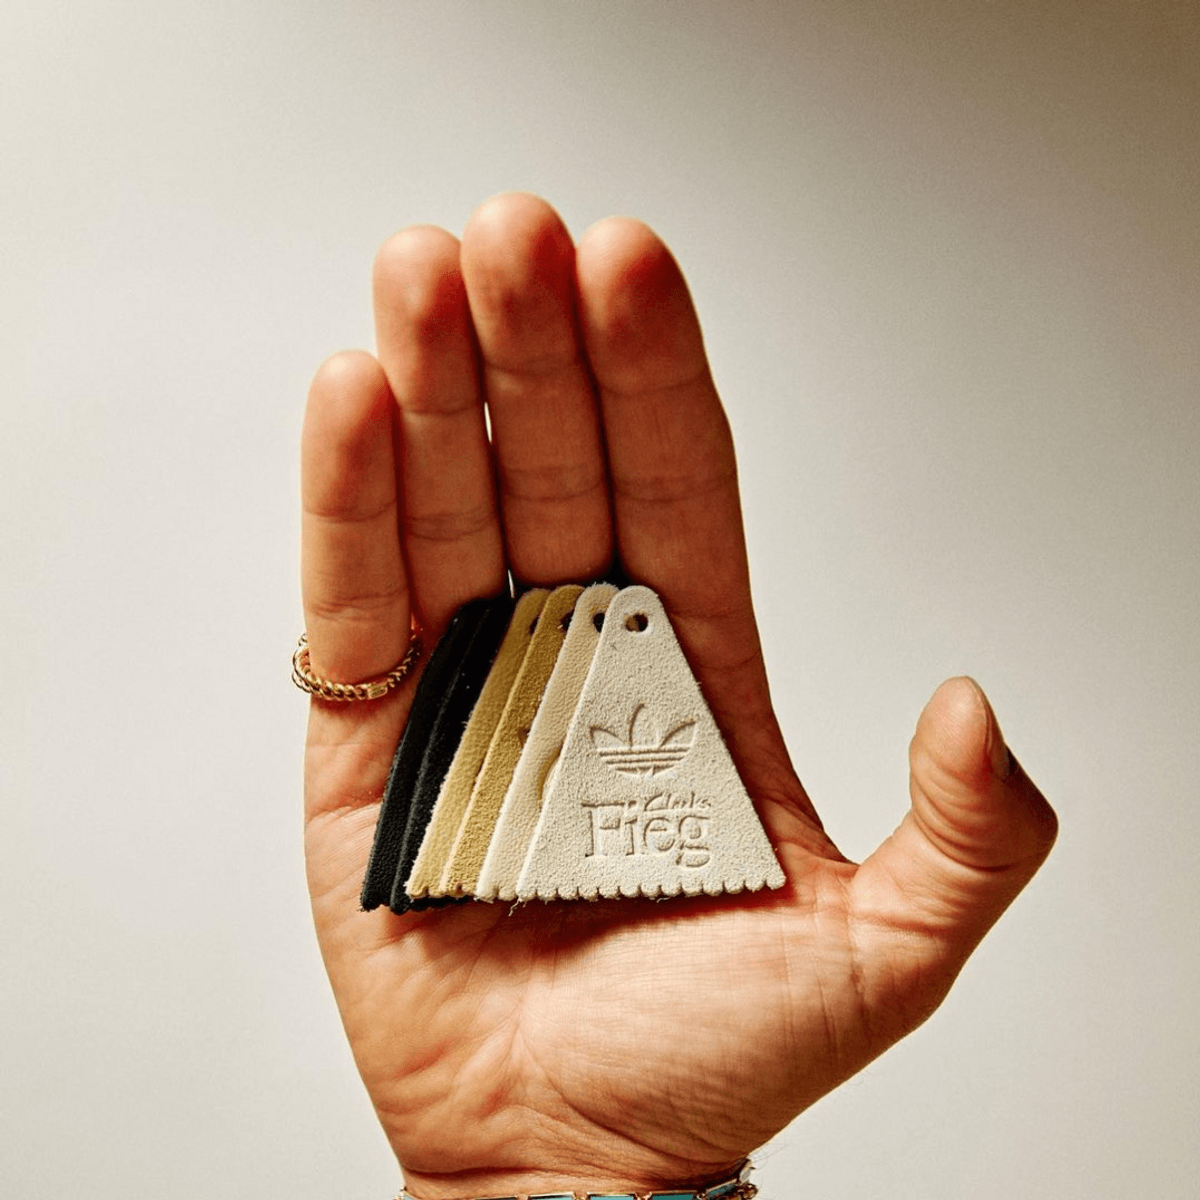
[460,193,613,585]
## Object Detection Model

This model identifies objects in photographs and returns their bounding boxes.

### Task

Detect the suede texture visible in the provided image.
[441,584,583,896]
[387,594,514,913]
[359,602,491,911]
[405,588,550,899]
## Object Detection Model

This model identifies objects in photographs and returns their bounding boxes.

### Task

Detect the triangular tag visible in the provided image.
[404,588,549,900]
[476,583,618,901]
[387,594,513,912]
[360,600,486,910]
[516,586,785,901]
[440,584,583,897]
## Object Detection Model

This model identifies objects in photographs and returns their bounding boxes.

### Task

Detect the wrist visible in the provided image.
[399,1159,754,1200]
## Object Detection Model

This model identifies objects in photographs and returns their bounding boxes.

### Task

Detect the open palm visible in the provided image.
[300,193,1056,1197]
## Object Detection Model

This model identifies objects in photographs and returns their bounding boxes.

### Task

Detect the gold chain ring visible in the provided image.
[291,630,422,702]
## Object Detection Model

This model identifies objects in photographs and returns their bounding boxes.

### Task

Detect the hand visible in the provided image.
[299,192,1057,1196]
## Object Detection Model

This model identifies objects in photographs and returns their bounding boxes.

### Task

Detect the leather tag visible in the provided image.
[516,586,785,901]
[360,601,488,911]
[440,584,584,897]
[404,588,549,900]
[476,583,618,901]
[386,594,514,913]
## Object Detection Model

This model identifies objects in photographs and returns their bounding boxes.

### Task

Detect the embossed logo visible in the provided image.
[590,705,695,777]
[582,790,712,868]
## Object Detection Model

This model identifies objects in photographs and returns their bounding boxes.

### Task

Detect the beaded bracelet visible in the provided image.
[398,1161,756,1200]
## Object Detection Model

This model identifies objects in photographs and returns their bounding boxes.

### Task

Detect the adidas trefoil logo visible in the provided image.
[590,705,696,777]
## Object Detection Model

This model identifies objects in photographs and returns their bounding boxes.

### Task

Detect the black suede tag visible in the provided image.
[389,595,514,913]
[360,601,500,911]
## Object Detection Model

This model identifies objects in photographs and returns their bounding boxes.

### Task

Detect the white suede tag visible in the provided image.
[476,583,618,901]
[516,585,785,901]
[440,584,583,897]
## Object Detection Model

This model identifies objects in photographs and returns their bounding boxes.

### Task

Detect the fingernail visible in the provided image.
[981,689,1014,781]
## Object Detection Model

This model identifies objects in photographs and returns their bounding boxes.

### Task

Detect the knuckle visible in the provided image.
[404,501,496,545]
[305,584,410,626]
[501,460,607,506]
[614,463,737,506]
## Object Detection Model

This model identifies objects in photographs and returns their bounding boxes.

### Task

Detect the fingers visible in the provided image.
[373,226,507,633]
[460,194,613,584]
[361,200,810,819]
[575,218,808,811]
[853,678,1058,1023]
[301,350,411,686]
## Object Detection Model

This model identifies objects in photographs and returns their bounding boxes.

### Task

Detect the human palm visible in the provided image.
[300,193,1056,1196]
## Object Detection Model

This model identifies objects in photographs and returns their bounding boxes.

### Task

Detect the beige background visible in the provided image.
[2,3,1197,1197]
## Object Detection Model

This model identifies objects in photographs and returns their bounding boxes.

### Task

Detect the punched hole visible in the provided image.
[592,611,605,633]
[625,613,649,633]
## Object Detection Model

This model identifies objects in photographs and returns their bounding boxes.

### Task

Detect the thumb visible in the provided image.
[851,677,1058,1020]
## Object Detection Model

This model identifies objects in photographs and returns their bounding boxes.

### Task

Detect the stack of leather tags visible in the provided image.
[361,582,785,913]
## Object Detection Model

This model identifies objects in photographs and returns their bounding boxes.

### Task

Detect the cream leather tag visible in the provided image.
[405,588,549,899]
[516,586,785,901]
[476,583,618,901]
[440,584,583,897]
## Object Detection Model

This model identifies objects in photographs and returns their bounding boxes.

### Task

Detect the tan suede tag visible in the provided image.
[441,584,583,897]
[404,588,549,899]
[476,583,618,901]
[516,586,785,901]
